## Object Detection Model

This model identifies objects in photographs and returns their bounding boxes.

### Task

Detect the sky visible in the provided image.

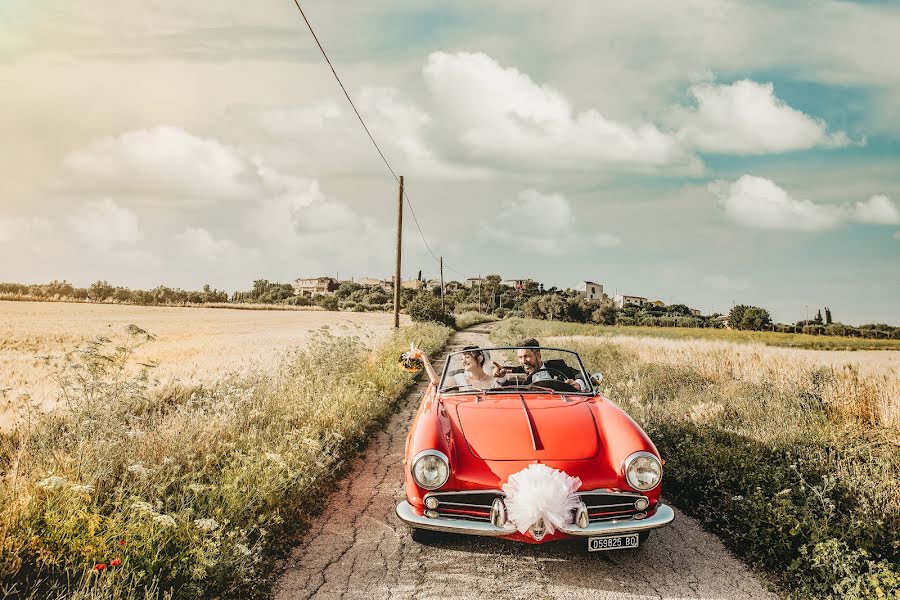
[0,0,898,325]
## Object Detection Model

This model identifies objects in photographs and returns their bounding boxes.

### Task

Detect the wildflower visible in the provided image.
[154,514,177,528]
[187,483,208,493]
[731,495,745,501]
[119,539,126,546]
[126,429,145,439]
[130,501,157,515]
[194,518,219,531]
[162,456,175,465]
[265,452,284,463]
[234,543,252,556]
[94,563,106,571]
[69,484,95,494]
[127,463,150,476]
[109,558,122,567]
[37,476,68,490]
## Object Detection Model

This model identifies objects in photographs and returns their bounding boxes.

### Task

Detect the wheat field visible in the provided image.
[0,301,408,429]
[548,334,900,428]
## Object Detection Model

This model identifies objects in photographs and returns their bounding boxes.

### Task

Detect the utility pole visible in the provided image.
[439,256,445,312]
[393,176,404,329]
[478,275,482,313]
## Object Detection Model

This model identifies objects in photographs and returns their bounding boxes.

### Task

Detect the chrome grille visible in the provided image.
[423,490,503,522]
[577,490,649,523]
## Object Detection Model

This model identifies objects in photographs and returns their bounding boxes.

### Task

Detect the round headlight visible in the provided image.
[624,451,662,491]
[411,450,450,490]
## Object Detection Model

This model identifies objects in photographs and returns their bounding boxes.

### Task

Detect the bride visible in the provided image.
[410,345,500,390]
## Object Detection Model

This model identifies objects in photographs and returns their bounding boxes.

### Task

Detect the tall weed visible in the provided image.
[0,322,450,599]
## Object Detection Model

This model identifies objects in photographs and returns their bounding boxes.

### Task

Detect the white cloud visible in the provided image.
[674,80,851,154]
[250,87,485,179]
[703,274,751,291]
[175,227,249,262]
[591,233,622,247]
[59,126,247,203]
[852,194,899,224]
[423,51,696,172]
[67,199,142,251]
[0,216,52,244]
[482,189,573,255]
[709,175,843,231]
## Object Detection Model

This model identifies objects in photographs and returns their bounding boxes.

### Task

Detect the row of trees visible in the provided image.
[4,278,897,339]
[0,281,229,306]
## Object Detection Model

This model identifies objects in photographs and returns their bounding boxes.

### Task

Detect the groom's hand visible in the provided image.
[492,361,508,378]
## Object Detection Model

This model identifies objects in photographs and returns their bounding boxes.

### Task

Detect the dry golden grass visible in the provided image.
[0,301,408,430]
[548,334,900,429]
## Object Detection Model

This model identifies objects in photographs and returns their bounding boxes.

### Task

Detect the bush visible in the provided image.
[407,293,455,328]
[454,312,498,330]
[0,323,452,598]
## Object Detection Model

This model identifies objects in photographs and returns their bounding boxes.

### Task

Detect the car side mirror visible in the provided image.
[591,372,604,385]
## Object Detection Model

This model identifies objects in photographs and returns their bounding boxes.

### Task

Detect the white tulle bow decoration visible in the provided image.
[502,464,582,535]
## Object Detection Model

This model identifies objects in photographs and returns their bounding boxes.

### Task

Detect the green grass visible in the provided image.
[490,322,900,599]
[0,322,452,599]
[491,318,900,350]
[453,311,498,330]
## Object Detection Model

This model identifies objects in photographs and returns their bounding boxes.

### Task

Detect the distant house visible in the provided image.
[502,278,530,291]
[293,277,338,296]
[402,279,425,290]
[580,281,605,302]
[355,277,390,289]
[465,277,482,289]
[714,314,730,328]
[425,279,442,292]
[690,308,701,317]
[649,300,666,308]
[613,294,648,308]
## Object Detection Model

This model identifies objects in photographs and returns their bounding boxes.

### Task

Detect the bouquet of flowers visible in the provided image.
[398,342,424,373]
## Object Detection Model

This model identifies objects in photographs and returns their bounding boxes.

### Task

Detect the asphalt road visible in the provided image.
[274,325,776,600]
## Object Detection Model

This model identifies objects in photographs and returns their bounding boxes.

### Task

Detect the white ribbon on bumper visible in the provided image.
[501,464,582,535]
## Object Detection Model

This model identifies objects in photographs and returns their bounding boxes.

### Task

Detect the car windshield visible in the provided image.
[437,346,592,394]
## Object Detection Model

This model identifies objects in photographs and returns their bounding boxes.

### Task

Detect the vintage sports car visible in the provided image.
[396,345,674,551]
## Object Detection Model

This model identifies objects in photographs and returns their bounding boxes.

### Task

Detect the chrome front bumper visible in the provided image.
[396,501,675,537]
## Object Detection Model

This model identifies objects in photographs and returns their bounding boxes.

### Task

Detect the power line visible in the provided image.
[289,0,452,274]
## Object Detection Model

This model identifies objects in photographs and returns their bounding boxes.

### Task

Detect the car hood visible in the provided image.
[455,397,599,461]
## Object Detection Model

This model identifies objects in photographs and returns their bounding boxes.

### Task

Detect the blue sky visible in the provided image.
[0,0,897,324]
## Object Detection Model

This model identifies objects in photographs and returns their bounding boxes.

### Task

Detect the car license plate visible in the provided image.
[587,533,639,552]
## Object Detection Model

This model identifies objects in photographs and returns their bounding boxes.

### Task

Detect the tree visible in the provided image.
[88,280,115,302]
[592,304,618,325]
[729,304,772,331]
[814,309,823,325]
[314,294,339,311]
[407,292,455,328]
[825,307,833,325]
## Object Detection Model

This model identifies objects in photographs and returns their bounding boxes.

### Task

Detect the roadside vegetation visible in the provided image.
[490,318,900,351]
[0,322,451,599]
[492,319,900,599]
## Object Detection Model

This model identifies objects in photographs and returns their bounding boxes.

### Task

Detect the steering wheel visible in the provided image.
[525,367,578,392]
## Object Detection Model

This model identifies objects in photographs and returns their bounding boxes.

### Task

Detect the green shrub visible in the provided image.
[1,322,452,599]
[406,293,455,328]
[454,312,498,330]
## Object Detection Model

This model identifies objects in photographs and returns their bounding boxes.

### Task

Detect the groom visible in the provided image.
[492,338,586,391]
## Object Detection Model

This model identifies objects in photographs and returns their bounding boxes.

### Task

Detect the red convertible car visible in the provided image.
[396,345,674,551]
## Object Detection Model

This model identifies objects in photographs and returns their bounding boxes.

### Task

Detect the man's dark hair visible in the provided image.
[517,338,540,349]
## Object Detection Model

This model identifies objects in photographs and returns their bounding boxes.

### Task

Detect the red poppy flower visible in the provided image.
[94,563,106,571]
[119,539,126,545]
[110,558,122,567]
